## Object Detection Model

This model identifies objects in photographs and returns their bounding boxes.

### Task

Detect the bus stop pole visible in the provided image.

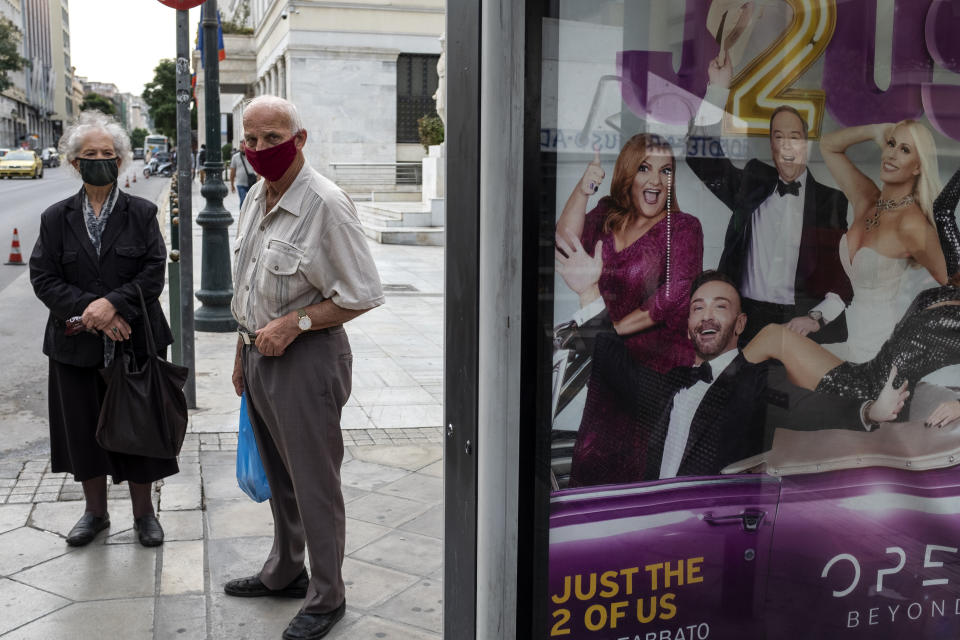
[176,8,196,408]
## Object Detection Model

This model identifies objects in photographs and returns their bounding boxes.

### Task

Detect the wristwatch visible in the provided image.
[296,308,312,331]
[807,309,824,328]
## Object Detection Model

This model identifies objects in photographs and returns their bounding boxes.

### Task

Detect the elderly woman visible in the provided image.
[29,110,175,547]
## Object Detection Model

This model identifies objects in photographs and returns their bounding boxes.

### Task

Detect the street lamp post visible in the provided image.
[195,0,236,332]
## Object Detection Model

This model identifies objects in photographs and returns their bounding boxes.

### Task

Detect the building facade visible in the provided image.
[203,0,444,180]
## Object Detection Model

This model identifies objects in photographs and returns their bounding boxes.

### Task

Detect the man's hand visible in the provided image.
[926,400,960,428]
[230,183,236,193]
[81,297,118,331]
[254,314,300,357]
[784,315,820,337]
[867,366,909,424]
[707,50,733,89]
[556,232,603,304]
[103,313,132,341]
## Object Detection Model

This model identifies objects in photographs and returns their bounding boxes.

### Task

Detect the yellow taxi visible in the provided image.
[0,149,43,179]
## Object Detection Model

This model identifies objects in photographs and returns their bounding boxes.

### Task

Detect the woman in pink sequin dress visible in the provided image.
[556,133,703,487]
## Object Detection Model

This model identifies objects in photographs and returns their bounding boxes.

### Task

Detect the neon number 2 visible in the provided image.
[726,0,836,138]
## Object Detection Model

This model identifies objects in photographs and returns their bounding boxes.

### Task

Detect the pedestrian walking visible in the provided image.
[197,143,207,184]
[28,110,175,548]
[229,146,258,209]
[224,95,384,640]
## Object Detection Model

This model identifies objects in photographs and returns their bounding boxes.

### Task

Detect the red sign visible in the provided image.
[156,0,206,9]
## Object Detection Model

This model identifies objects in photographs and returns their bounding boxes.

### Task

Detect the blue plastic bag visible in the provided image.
[236,393,272,502]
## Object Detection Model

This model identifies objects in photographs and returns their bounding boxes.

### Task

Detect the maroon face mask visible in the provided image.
[243,135,298,182]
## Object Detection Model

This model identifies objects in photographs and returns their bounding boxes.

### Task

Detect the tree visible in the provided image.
[0,16,28,92]
[142,59,177,140]
[130,127,148,149]
[81,93,116,115]
[222,0,253,35]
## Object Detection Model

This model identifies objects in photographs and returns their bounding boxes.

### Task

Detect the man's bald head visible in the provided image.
[243,95,303,135]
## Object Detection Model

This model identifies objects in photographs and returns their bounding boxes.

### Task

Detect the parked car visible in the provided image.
[0,148,9,158]
[549,388,960,639]
[133,147,145,160]
[0,150,43,179]
[40,147,60,167]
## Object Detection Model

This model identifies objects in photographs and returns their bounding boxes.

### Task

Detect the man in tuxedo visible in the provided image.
[566,270,904,484]
[687,52,852,344]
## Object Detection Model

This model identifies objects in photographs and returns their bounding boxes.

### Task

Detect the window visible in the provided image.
[396,53,439,143]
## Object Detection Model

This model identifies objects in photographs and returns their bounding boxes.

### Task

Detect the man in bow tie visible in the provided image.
[562,270,904,485]
[687,51,853,344]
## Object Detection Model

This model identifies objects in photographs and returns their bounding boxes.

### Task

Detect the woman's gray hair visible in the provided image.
[244,95,304,133]
[59,110,133,170]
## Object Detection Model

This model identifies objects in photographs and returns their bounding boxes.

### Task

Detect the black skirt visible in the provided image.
[47,357,179,484]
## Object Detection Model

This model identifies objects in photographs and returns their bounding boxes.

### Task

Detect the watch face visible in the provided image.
[808,311,823,321]
[298,315,311,330]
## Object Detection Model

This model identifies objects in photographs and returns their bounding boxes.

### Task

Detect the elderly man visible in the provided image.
[688,52,853,345]
[224,95,384,640]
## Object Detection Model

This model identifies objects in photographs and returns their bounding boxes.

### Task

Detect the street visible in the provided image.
[0,161,169,458]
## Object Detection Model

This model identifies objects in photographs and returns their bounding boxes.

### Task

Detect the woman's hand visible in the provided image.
[867,366,909,424]
[873,122,896,148]
[556,232,603,304]
[102,313,131,341]
[81,297,118,331]
[926,400,960,428]
[578,151,605,196]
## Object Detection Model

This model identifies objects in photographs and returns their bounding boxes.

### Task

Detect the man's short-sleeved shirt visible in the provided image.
[231,161,384,330]
[230,152,256,188]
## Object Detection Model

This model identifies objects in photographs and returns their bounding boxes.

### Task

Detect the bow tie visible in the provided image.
[776,179,801,197]
[679,362,713,388]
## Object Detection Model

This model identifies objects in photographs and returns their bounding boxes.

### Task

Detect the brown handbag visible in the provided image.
[95,285,189,459]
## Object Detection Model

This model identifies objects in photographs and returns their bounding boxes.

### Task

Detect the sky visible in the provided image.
[68,0,203,95]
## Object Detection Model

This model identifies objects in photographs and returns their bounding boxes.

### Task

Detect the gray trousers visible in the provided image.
[241,327,352,613]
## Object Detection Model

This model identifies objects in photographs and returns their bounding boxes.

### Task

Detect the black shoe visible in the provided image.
[65,512,110,546]
[133,514,164,547]
[282,601,346,640]
[224,568,309,598]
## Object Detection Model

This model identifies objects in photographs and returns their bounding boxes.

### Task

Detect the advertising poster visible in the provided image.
[543,2,960,638]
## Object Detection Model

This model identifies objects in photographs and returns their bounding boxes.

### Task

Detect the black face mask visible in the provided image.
[76,158,119,186]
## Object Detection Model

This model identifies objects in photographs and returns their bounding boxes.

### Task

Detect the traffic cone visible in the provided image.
[5,228,25,265]
[125,176,130,188]
[132,172,137,183]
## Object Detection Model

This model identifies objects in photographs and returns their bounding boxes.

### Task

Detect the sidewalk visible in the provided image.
[0,176,446,639]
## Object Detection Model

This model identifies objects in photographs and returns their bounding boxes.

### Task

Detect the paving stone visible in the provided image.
[13,542,157,600]
[349,444,442,472]
[351,530,443,577]
[419,459,443,477]
[154,594,207,640]
[342,557,419,609]
[331,614,442,639]
[378,473,443,504]
[342,405,372,429]
[207,497,274,539]
[352,386,437,406]
[160,482,202,510]
[161,540,205,594]
[0,577,71,635]
[346,492,429,528]
[398,504,444,540]
[207,591,302,639]
[0,527,72,576]
[341,458,410,491]
[202,463,249,501]
[205,535,274,591]
[345,517,391,555]
[0,504,32,534]
[342,483,369,505]
[155,508,203,541]
[1,597,154,640]
[377,577,444,633]
[367,404,443,429]
[31,498,135,540]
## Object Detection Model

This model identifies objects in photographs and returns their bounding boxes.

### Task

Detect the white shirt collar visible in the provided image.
[700,347,739,380]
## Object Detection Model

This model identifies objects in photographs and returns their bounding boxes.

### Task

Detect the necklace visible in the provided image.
[865,193,915,231]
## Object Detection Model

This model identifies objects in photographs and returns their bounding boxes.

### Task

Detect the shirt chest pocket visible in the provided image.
[258,239,305,305]
[115,244,146,279]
